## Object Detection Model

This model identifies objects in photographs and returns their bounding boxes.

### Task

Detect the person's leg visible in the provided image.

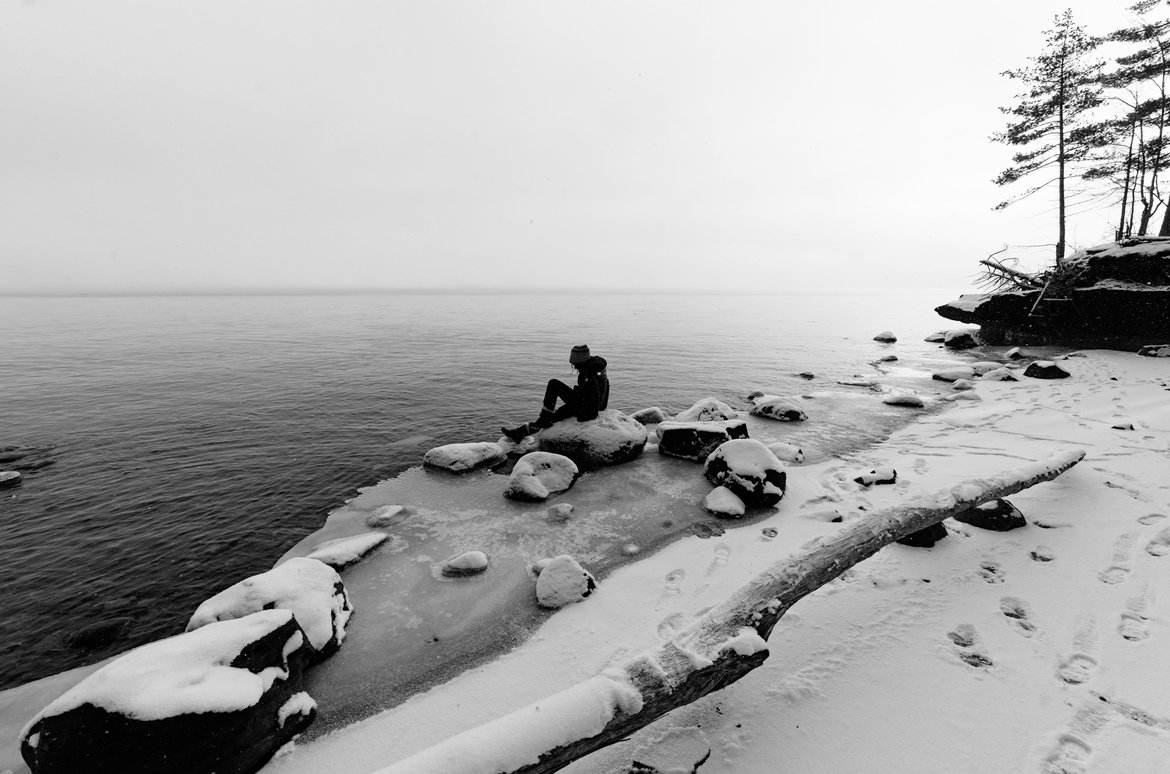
[532,379,577,428]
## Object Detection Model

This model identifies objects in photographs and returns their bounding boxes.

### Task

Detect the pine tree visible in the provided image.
[993,9,1104,263]
[1101,0,1170,235]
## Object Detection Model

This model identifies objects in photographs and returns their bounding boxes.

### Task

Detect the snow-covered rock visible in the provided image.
[1138,343,1170,357]
[535,555,596,608]
[703,439,786,507]
[1006,346,1024,359]
[1024,360,1071,379]
[365,504,406,528]
[672,398,739,422]
[748,395,807,422]
[766,441,804,463]
[953,498,1026,532]
[854,466,897,486]
[496,434,539,456]
[1112,421,1136,431]
[942,391,984,402]
[970,361,1003,375]
[924,331,947,343]
[422,442,506,473]
[897,522,948,548]
[703,486,746,518]
[932,366,976,382]
[873,330,897,342]
[879,354,899,362]
[883,392,926,408]
[944,330,979,350]
[186,557,352,660]
[305,532,389,570]
[980,367,1018,382]
[20,610,315,774]
[0,470,21,488]
[630,406,670,425]
[952,379,976,391]
[537,409,647,468]
[546,503,574,522]
[656,419,749,461]
[503,452,579,502]
[441,551,489,577]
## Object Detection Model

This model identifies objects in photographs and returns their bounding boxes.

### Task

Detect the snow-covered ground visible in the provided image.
[260,350,1170,774]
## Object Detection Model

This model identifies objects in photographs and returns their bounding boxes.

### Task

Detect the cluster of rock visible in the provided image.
[21,554,358,773]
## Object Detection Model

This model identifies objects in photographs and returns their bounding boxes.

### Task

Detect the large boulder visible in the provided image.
[21,610,316,774]
[748,395,807,422]
[422,442,506,473]
[1024,360,1071,379]
[504,452,579,501]
[953,498,1026,532]
[656,419,749,461]
[186,557,352,661]
[537,409,647,468]
[673,398,739,422]
[703,439,786,507]
[535,555,596,608]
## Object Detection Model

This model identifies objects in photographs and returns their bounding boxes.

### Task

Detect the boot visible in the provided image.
[530,408,558,430]
[501,423,532,443]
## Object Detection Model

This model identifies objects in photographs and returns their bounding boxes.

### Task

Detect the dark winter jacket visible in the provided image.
[574,356,609,421]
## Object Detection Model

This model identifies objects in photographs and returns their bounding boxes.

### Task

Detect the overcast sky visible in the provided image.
[0,1,1141,294]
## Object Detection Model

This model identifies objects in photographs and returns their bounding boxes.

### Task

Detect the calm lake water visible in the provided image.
[0,290,971,688]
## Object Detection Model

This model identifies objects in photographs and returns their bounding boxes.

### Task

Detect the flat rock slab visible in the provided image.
[537,410,648,469]
[422,442,506,473]
[306,533,389,570]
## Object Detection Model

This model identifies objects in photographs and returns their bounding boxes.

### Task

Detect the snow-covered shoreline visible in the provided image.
[261,349,1170,774]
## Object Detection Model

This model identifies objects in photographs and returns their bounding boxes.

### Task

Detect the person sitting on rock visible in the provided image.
[502,345,609,442]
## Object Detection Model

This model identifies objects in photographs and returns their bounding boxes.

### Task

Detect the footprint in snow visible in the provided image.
[1119,584,1153,642]
[1000,597,1038,638]
[1137,512,1167,526]
[657,612,687,641]
[1057,615,1099,685]
[978,561,1004,584]
[707,543,731,575]
[1031,545,1056,562]
[912,458,929,475]
[947,624,993,669]
[663,569,685,598]
[760,527,778,541]
[1098,533,1136,584]
[1145,526,1170,557]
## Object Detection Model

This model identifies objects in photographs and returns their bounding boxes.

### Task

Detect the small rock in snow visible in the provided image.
[1024,360,1071,379]
[951,379,976,391]
[932,366,976,382]
[546,503,574,522]
[703,486,747,518]
[979,368,1018,382]
[766,441,804,463]
[1112,422,1135,431]
[854,466,897,486]
[953,499,1026,532]
[970,361,1003,375]
[883,392,925,408]
[897,522,948,547]
[441,551,489,577]
[873,331,897,342]
[535,555,596,608]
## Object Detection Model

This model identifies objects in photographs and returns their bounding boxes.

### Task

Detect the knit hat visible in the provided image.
[569,344,591,365]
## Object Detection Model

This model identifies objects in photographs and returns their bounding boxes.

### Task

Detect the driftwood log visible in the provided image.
[379,449,1086,774]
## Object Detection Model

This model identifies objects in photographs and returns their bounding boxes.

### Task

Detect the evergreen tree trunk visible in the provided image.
[1057,52,1068,263]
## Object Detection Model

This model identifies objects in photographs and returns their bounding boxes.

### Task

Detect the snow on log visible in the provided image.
[372,448,1086,774]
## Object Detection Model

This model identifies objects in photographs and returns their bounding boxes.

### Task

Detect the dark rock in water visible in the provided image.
[798,372,816,380]
[656,419,749,462]
[1023,360,1070,379]
[944,330,979,350]
[1138,344,1170,358]
[703,439,786,507]
[0,470,22,488]
[21,610,316,774]
[873,331,897,342]
[749,395,807,422]
[537,410,647,469]
[924,332,947,343]
[1005,347,1024,359]
[64,618,132,650]
[673,398,738,422]
[897,522,948,548]
[953,498,1027,532]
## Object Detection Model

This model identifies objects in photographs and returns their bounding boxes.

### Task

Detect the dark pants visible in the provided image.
[533,379,577,428]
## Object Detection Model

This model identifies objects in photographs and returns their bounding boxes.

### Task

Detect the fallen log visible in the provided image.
[377,449,1086,774]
